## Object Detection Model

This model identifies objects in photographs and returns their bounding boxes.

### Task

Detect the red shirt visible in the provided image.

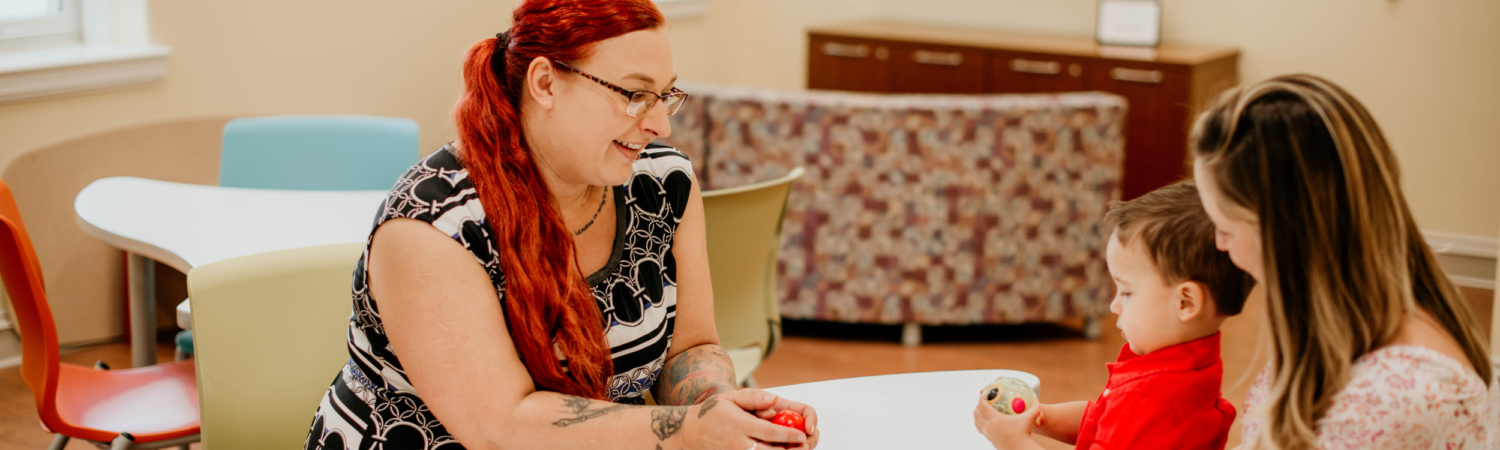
[1074,333,1236,450]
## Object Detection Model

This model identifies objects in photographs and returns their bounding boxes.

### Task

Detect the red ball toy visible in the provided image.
[770,410,806,433]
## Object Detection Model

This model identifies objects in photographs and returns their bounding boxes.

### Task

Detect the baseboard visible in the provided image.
[1425,231,1498,290]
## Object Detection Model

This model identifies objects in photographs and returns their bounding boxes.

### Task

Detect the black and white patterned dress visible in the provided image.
[305,143,696,450]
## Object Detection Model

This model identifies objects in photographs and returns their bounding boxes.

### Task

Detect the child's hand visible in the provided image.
[973,397,1043,449]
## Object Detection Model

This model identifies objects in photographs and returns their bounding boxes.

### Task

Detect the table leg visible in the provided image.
[127,253,156,368]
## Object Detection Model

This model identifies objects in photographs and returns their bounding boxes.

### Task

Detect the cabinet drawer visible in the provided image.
[987,50,1088,94]
[888,43,985,94]
[808,34,893,92]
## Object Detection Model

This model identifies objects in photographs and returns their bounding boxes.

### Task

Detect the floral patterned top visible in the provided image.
[1240,346,1499,449]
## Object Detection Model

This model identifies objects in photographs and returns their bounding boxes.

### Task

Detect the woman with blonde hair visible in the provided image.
[1192,74,1498,449]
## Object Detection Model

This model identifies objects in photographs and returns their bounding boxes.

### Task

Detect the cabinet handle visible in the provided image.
[1010,59,1061,75]
[821,42,870,59]
[914,50,964,66]
[1110,67,1164,83]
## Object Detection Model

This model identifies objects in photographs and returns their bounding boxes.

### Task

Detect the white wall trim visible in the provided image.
[1446,274,1495,290]
[656,0,708,20]
[1424,231,1498,290]
[0,44,169,103]
[1424,231,1498,260]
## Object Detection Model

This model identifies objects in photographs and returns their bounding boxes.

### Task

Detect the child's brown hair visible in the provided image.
[1104,180,1253,315]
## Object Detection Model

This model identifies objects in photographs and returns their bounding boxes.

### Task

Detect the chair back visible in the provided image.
[187,242,363,449]
[702,167,803,376]
[220,115,417,190]
[0,180,63,429]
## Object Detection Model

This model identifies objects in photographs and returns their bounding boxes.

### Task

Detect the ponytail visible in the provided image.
[452,0,665,400]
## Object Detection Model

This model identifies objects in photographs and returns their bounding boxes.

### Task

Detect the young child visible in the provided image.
[974,180,1254,450]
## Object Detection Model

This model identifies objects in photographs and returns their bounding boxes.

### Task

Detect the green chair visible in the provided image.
[702,167,804,387]
[219,115,418,190]
[186,243,363,450]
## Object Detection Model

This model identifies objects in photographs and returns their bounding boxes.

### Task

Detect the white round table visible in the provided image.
[763,370,1041,450]
[74,176,387,367]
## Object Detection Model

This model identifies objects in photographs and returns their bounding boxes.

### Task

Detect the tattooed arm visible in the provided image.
[372,219,805,450]
[653,176,739,407]
[657,182,822,448]
[654,345,738,406]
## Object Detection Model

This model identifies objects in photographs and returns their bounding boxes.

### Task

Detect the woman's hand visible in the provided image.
[745,390,819,449]
[973,397,1043,450]
[686,389,810,450]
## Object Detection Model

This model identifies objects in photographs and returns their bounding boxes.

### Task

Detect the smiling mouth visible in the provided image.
[613,140,645,159]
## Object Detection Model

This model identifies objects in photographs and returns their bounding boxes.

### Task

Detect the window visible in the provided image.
[0,0,169,104]
[0,0,80,48]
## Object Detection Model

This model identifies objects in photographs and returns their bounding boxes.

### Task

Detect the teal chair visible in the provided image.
[218,115,418,190]
[177,115,417,359]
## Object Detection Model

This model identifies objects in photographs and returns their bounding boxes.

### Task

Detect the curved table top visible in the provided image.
[75,176,387,273]
[764,370,1041,450]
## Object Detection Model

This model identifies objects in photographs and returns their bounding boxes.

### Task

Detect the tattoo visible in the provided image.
[697,395,720,418]
[659,345,738,406]
[651,407,687,441]
[552,395,636,427]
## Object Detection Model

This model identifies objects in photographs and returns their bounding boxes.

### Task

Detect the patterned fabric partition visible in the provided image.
[665,84,1125,325]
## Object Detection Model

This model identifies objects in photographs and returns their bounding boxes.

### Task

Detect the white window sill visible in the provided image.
[0,44,170,104]
[656,0,707,20]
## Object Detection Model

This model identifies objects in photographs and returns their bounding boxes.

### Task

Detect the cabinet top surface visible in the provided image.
[810,20,1239,66]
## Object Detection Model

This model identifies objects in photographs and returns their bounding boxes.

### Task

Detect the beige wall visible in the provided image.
[877,0,1500,238]
[0,0,1496,340]
[666,0,880,90]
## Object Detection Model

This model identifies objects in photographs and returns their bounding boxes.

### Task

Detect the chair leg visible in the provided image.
[109,433,134,450]
[47,434,69,450]
[901,322,922,347]
[174,348,186,361]
[1082,315,1103,341]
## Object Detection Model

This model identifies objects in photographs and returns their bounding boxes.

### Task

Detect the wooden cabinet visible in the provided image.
[807,34,894,93]
[808,21,1240,200]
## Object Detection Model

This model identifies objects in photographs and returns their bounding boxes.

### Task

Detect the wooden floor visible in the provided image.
[0,287,1489,449]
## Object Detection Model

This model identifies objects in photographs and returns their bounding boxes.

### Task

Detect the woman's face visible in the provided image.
[528,27,676,187]
[1194,160,1265,283]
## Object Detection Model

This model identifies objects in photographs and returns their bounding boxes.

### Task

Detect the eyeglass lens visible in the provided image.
[626,92,687,117]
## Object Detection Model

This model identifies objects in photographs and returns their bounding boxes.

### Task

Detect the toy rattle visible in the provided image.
[981,376,1038,415]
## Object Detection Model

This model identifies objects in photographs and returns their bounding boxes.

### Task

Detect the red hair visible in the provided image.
[453,0,664,399]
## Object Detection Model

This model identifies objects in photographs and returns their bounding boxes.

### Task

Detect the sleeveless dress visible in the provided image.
[304,143,697,450]
[1239,346,1499,449]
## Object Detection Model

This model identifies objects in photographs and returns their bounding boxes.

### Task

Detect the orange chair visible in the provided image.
[0,180,199,450]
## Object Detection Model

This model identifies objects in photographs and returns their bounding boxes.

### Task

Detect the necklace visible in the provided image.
[573,186,607,236]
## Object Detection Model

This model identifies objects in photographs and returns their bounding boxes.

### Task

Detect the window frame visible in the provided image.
[0,0,171,105]
[0,0,82,48]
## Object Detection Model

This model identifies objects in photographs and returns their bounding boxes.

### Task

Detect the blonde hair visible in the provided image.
[1191,74,1493,450]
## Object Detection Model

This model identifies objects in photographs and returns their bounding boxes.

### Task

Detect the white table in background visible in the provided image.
[74,176,386,368]
[763,370,1041,450]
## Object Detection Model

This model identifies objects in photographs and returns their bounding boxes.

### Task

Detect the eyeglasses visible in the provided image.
[553,60,689,118]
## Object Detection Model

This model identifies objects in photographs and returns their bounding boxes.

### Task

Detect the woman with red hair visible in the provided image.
[303,1,818,449]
